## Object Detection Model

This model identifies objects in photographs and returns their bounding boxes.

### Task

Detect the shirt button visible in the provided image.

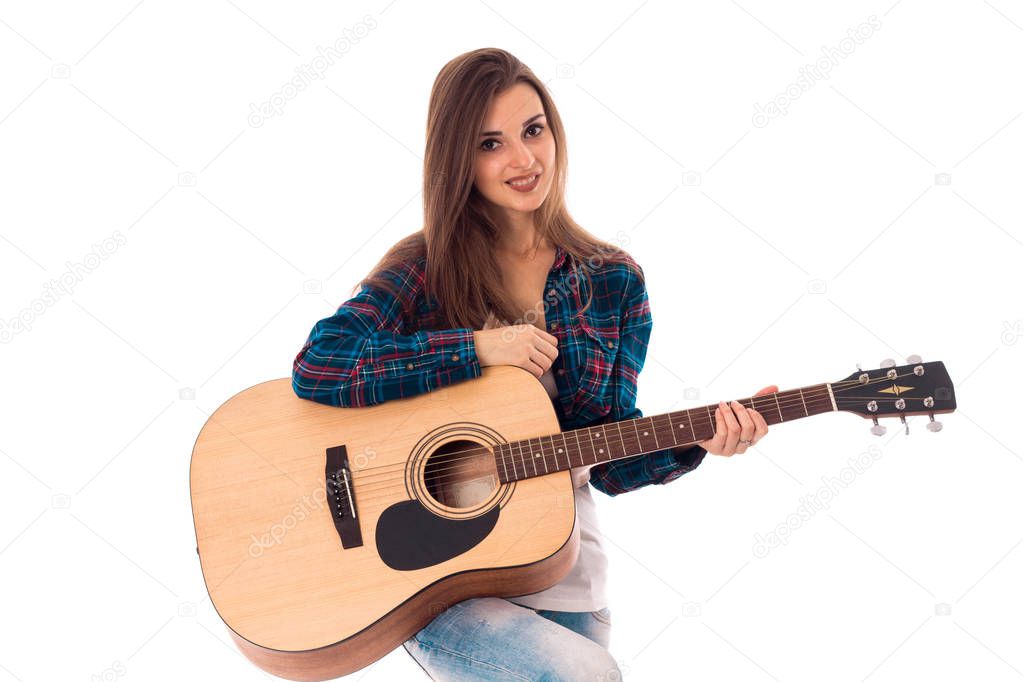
[557,368,566,376]
[550,322,558,330]
[405,362,414,370]
[451,353,459,361]
[607,341,615,349]
[547,288,556,297]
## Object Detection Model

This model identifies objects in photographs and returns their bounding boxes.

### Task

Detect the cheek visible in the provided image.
[475,157,503,187]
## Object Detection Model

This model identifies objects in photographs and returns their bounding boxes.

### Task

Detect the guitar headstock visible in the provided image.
[833,355,956,436]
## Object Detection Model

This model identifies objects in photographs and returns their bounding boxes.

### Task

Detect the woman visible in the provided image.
[292,47,776,681]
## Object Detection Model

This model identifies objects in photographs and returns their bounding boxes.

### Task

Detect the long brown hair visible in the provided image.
[357,47,639,331]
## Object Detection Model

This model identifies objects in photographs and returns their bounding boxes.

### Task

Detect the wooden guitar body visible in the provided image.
[190,365,578,681]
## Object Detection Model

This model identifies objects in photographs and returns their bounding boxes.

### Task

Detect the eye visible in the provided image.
[479,124,545,152]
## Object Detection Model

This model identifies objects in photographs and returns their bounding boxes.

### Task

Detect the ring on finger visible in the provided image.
[739,438,753,446]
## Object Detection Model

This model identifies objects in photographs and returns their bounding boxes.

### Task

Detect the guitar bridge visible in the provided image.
[326,445,363,549]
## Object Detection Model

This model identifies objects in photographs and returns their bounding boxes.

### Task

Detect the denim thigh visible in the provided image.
[402,597,618,681]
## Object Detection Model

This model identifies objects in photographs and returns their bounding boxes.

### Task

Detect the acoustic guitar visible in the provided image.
[190,357,956,680]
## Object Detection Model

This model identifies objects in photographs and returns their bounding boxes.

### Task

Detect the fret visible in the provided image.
[518,440,528,479]
[509,441,520,481]
[632,419,643,456]
[553,433,565,470]
[528,438,540,477]
[570,430,583,468]
[497,444,509,481]
[540,436,550,474]
[773,392,784,422]
[591,426,608,463]
[648,416,659,449]
[798,388,808,416]
[611,422,628,460]
[686,409,696,443]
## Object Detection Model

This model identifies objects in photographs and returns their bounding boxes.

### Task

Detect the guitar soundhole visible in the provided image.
[423,439,498,509]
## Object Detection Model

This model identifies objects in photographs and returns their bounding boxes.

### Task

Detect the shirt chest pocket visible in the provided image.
[572,313,621,415]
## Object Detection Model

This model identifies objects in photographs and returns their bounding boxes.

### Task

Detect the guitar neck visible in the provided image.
[495,383,835,483]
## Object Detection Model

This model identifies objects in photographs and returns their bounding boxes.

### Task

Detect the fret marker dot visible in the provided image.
[599,448,604,453]
[595,433,601,438]
[643,431,648,436]
[558,448,563,453]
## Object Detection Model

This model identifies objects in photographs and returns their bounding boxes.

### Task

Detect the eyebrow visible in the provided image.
[479,113,546,137]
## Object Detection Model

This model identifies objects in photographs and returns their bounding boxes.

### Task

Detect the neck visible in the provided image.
[492,211,540,255]
[495,383,836,483]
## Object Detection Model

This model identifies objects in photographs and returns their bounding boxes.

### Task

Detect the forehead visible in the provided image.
[483,82,543,128]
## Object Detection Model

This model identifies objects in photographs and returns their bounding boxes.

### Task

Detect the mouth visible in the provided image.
[505,172,541,192]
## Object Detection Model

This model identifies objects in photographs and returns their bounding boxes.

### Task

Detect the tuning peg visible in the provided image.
[880,358,896,369]
[926,413,943,432]
[900,414,909,435]
[871,417,887,436]
[906,354,922,364]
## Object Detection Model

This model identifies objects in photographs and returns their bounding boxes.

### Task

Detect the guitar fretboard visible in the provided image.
[494,384,834,483]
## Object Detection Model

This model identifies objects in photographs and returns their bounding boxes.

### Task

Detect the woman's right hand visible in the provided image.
[472,324,559,378]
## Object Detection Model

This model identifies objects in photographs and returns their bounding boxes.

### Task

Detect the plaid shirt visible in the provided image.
[292,245,706,496]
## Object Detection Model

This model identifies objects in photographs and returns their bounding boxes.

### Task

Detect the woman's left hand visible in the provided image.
[697,385,778,457]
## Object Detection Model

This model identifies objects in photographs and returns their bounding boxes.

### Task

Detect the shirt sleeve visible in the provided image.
[587,265,707,497]
[291,268,482,407]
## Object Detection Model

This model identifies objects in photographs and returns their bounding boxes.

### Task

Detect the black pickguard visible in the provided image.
[376,500,499,571]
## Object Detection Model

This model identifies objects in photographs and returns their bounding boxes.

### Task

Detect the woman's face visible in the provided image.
[473,82,556,222]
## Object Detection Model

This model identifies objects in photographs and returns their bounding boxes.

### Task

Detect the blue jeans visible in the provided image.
[403,597,618,681]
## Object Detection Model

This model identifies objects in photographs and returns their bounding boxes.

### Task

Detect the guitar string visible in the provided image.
[343,396,895,508]
[343,369,933,485]
[320,370,939,508]
[345,382,940,493]
[343,398,934,510]
[348,394,937,499]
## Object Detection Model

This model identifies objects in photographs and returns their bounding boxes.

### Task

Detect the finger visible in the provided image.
[698,406,725,453]
[732,401,755,454]
[750,409,768,440]
[525,356,545,377]
[530,348,552,372]
[534,336,559,361]
[719,400,740,455]
[754,384,779,397]
[732,400,755,443]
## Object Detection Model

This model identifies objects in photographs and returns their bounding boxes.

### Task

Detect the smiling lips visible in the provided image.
[506,171,541,192]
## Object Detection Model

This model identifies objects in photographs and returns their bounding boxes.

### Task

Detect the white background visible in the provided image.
[1,1,1021,680]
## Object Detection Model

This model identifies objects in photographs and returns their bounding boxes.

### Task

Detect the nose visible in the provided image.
[507,138,535,170]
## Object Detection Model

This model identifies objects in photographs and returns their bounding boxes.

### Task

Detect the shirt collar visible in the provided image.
[551,244,569,273]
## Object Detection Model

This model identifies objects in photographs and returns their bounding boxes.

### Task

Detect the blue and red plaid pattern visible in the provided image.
[292,245,706,496]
